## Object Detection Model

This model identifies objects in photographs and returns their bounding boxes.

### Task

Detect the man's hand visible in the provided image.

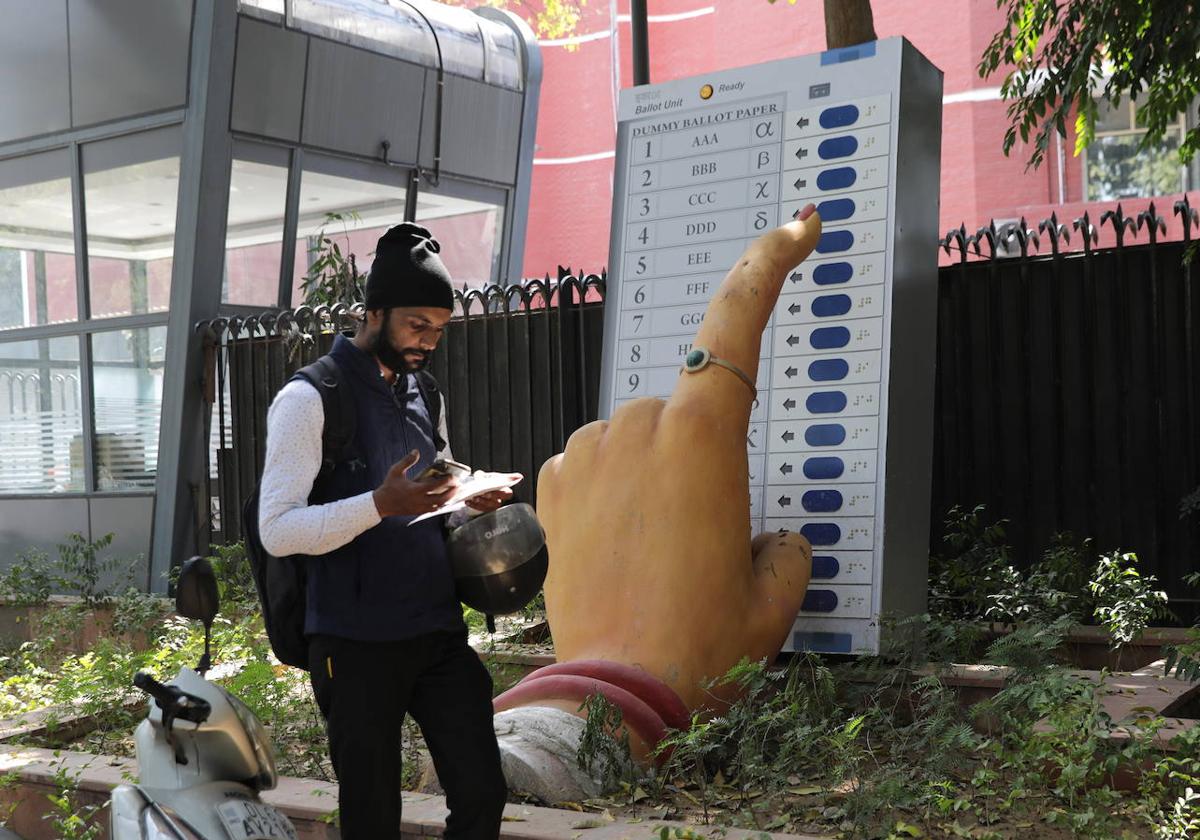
[373,450,457,517]
[535,214,823,715]
[465,487,514,513]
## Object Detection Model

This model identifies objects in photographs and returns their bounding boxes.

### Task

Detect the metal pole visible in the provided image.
[631,0,649,86]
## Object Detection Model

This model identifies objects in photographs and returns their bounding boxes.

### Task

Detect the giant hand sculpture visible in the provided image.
[492,213,823,796]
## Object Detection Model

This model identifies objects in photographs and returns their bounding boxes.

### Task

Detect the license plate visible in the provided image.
[216,800,297,840]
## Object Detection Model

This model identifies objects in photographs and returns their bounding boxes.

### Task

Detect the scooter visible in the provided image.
[105,556,298,839]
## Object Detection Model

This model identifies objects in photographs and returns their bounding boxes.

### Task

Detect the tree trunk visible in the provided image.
[824,0,877,49]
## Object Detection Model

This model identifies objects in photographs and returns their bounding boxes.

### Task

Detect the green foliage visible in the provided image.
[985,533,1094,626]
[206,541,259,612]
[576,691,636,795]
[44,763,104,840]
[55,533,125,608]
[1181,485,1200,520]
[928,505,1012,622]
[979,0,1200,170]
[109,587,168,640]
[1088,550,1170,646]
[299,212,365,309]
[0,547,55,606]
[1143,725,1200,838]
[981,614,1074,672]
[1163,572,1200,682]
[0,533,140,608]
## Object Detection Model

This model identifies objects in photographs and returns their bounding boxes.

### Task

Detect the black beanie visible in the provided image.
[364,222,454,311]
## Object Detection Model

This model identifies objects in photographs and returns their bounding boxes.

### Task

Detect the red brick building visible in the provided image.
[519,0,1199,277]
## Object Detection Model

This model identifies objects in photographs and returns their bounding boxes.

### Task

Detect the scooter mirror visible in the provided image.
[176,556,220,626]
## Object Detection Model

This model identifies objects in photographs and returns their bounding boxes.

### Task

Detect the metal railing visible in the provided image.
[200,198,1200,605]
[199,268,605,544]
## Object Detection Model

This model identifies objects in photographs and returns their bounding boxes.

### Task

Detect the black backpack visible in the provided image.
[242,354,443,670]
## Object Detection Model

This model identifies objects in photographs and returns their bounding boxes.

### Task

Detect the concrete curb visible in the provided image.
[0,747,829,840]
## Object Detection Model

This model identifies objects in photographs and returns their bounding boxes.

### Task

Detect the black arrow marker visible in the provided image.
[778,495,792,507]
[796,147,809,159]
[782,430,795,442]
[789,271,803,283]
[794,178,807,189]
[780,462,793,474]
[797,117,809,128]
[788,302,802,315]
[785,366,798,378]
[786,334,799,347]
[783,398,796,410]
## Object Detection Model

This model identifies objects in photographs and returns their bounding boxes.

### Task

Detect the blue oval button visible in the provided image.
[801,589,839,612]
[819,104,860,130]
[816,167,857,191]
[812,294,852,317]
[816,230,854,253]
[816,198,855,222]
[818,136,859,160]
[813,262,853,285]
[809,358,849,381]
[803,456,844,480]
[805,424,846,446]
[803,489,844,513]
[801,522,842,546]
[811,555,841,579]
[810,326,851,350]
[806,390,847,413]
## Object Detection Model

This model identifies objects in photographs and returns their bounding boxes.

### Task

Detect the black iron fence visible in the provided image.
[200,268,606,544]
[200,199,1200,605]
[933,199,1200,610]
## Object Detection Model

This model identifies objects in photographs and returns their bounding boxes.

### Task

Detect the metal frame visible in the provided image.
[476,7,541,286]
[0,109,188,164]
[150,0,238,592]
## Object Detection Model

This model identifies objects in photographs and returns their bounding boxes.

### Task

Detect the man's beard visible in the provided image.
[371,325,429,373]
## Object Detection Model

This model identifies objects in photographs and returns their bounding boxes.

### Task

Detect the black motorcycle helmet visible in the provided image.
[447,503,549,617]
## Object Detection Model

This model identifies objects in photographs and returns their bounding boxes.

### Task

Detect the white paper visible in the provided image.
[407,470,524,525]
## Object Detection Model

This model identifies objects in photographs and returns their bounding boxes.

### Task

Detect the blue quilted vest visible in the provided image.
[303,335,463,640]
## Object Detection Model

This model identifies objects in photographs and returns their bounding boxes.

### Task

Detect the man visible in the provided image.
[258,222,510,839]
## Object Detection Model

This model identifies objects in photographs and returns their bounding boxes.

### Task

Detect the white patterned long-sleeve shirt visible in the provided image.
[257,377,466,557]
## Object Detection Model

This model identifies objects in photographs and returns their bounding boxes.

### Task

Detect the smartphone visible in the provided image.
[417,458,471,481]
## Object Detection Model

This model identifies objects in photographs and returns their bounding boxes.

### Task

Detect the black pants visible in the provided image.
[308,630,507,840]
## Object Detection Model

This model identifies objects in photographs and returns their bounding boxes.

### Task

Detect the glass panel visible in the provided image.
[1086,132,1186,201]
[0,337,83,493]
[0,149,78,330]
[84,128,181,319]
[91,326,166,490]
[1094,97,1133,134]
[224,158,289,306]
[480,16,522,91]
[292,167,408,307]
[416,185,504,289]
[289,0,438,69]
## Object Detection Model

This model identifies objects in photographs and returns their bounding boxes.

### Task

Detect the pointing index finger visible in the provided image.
[668,212,822,416]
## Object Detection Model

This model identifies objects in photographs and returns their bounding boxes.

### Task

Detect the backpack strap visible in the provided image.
[293,355,357,477]
[414,370,447,453]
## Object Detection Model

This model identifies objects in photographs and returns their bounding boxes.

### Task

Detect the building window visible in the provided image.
[83,127,181,320]
[0,337,83,494]
[1086,97,1188,201]
[291,164,408,307]
[0,149,78,330]
[91,326,166,490]
[224,155,289,306]
[416,179,506,289]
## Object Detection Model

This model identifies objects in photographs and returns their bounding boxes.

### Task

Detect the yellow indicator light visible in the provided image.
[700,84,714,100]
